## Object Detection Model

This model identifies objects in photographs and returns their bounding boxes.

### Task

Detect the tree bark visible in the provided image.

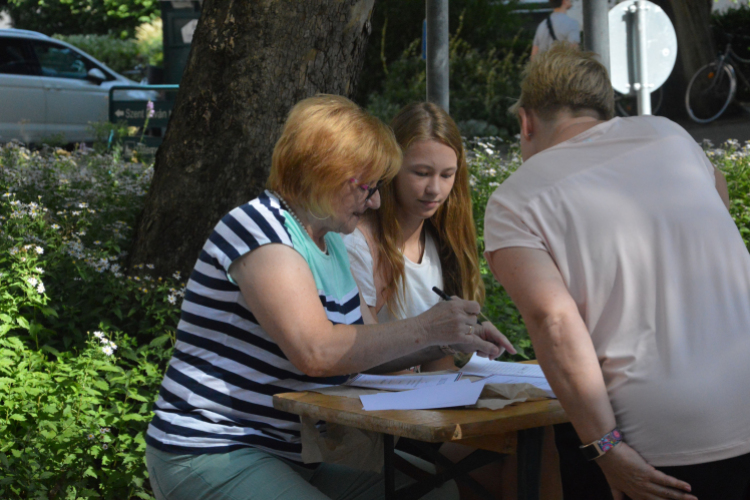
[130,0,376,276]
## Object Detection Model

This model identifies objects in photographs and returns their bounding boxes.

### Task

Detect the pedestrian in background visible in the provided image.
[531,0,580,59]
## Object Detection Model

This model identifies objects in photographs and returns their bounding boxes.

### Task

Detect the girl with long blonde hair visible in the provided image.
[345,102,514,370]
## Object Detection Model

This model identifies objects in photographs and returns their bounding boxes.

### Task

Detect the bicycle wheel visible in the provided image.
[615,88,664,117]
[686,62,737,123]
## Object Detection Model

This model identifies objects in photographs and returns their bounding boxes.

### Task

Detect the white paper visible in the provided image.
[460,354,546,378]
[483,374,556,398]
[344,373,463,392]
[360,379,484,411]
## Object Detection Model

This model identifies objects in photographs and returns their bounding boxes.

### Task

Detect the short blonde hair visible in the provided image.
[513,43,614,121]
[267,95,402,217]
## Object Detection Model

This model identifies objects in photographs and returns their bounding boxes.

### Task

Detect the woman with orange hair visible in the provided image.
[344,102,515,371]
[144,95,508,500]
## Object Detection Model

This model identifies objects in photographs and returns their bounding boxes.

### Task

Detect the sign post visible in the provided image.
[609,0,677,116]
[426,0,449,113]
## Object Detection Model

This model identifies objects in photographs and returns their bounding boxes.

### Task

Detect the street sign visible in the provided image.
[109,100,173,128]
[609,0,677,96]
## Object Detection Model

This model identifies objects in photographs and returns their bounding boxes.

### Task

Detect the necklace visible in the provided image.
[271,191,303,227]
[271,191,327,253]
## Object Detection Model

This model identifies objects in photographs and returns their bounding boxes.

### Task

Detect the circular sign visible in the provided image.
[609,0,677,95]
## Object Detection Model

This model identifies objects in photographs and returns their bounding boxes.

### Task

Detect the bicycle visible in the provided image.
[685,34,750,124]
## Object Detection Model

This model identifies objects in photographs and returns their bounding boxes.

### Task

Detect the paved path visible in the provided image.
[677,108,750,146]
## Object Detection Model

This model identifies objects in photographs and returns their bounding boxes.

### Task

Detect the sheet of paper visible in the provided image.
[360,379,484,411]
[483,374,556,398]
[344,373,462,392]
[460,354,546,378]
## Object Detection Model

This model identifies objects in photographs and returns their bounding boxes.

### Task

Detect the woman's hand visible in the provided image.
[597,443,697,500]
[416,299,500,358]
[452,321,517,358]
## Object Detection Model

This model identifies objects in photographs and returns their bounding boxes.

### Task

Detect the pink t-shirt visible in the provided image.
[485,116,750,466]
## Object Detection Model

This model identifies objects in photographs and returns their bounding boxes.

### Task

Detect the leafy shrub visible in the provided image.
[53,35,142,76]
[54,19,163,78]
[467,138,533,359]
[366,34,527,139]
[704,138,750,249]
[135,19,163,67]
[0,143,182,499]
[356,0,530,105]
[6,0,159,39]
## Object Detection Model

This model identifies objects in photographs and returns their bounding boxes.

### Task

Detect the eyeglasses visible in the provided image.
[351,178,384,201]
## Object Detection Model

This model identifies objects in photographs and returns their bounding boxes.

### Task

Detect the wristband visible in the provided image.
[579,428,623,461]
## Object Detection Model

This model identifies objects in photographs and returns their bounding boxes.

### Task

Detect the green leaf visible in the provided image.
[15,316,29,330]
[41,345,61,357]
[149,334,171,348]
[9,414,26,422]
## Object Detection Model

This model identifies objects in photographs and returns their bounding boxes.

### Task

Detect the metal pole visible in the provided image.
[582,0,610,75]
[426,0,449,113]
[634,0,651,115]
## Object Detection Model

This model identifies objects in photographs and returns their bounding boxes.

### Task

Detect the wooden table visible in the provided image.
[273,390,568,499]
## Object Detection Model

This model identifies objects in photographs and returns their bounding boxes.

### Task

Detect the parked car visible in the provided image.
[0,29,155,145]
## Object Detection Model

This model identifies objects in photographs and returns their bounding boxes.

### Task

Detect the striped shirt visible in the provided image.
[146,191,363,462]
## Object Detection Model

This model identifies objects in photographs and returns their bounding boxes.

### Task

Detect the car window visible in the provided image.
[31,41,106,80]
[0,38,40,76]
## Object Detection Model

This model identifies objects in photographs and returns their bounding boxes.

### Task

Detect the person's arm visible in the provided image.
[715,165,730,209]
[230,244,501,377]
[530,45,540,60]
[487,247,697,500]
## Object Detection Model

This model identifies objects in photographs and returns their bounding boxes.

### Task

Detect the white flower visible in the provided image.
[167,295,177,305]
[100,337,109,344]
[37,283,45,294]
[102,346,113,356]
[27,277,38,287]
[93,331,104,339]
[35,267,44,274]
[109,341,117,350]
[51,224,60,230]
[172,271,181,280]
[146,264,154,270]
[35,246,43,255]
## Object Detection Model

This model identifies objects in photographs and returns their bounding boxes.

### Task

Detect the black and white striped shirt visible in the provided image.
[146,191,363,462]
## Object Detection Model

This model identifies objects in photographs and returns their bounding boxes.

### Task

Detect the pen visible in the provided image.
[431,286,492,324]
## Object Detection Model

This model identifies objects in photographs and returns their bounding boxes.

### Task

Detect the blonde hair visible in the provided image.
[366,102,485,315]
[267,95,401,217]
[513,43,614,121]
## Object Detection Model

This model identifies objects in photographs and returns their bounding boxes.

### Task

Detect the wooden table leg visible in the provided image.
[384,434,396,500]
[517,427,544,500]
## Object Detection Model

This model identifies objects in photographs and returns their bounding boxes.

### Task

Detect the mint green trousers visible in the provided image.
[146,444,458,500]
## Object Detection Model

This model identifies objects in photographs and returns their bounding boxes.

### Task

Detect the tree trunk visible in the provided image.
[652,0,715,119]
[130,0,376,276]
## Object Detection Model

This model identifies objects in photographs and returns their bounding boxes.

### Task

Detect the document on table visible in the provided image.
[483,374,556,398]
[344,372,463,392]
[460,353,546,379]
[360,379,485,411]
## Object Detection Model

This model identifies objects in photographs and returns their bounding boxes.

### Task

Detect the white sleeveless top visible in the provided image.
[343,227,444,322]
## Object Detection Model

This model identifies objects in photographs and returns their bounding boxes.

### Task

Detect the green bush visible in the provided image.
[356,0,530,105]
[54,35,143,76]
[6,0,159,38]
[0,144,181,499]
[366,32,527,139]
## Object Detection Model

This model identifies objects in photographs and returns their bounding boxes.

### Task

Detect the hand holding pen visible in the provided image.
[432,286,517,358]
